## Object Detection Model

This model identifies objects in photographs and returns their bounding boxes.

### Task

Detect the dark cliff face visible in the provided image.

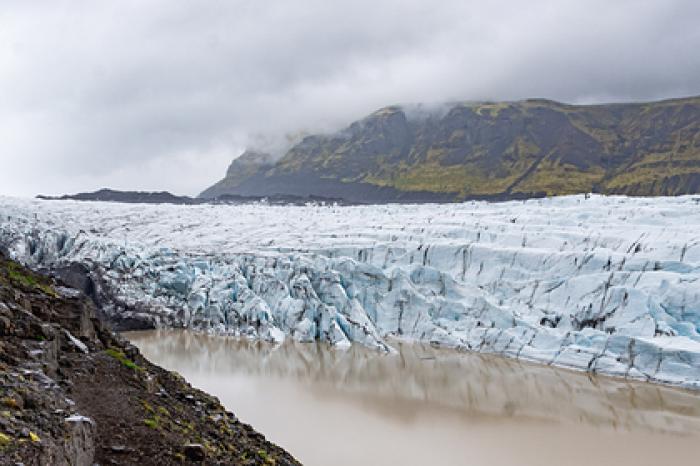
[200,96,700,203]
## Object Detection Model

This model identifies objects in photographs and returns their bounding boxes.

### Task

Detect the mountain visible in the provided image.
[200,96,700,202]
[37,189,199,204]
[36,188,347,206]
[199,150,276,199]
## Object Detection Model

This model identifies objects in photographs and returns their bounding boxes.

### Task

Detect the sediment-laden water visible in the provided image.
[127,330,700,466]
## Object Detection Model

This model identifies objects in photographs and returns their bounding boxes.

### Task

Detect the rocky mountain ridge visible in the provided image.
[201,96,700,202]
[38,189,199,205]
[37,188,347,206]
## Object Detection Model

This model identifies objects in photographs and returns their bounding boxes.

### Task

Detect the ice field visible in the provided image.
[1,195,699,388]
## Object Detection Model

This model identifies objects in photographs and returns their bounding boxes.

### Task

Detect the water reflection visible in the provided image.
[127,330,700,436]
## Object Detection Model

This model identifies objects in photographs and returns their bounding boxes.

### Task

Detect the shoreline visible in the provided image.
[127,327,700,396]
[126,328,700,466]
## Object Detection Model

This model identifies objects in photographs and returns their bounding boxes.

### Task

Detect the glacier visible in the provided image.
[1,194,700,389]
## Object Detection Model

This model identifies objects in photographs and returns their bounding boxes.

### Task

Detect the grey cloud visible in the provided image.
[1,0,699,196]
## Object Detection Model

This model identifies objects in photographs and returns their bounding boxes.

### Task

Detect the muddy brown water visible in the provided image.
[126,330,700,466]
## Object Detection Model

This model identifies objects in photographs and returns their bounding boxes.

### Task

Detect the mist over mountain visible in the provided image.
[200,95,700,202]
[3,1,700,197]
[200,151,278,199]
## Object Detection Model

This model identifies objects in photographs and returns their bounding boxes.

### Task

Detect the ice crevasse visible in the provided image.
[1,194,699,388]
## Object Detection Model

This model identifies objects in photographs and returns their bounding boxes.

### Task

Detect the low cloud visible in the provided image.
[1,0,699,196]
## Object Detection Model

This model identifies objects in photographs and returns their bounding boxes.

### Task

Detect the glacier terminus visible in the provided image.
[1,194,699,389]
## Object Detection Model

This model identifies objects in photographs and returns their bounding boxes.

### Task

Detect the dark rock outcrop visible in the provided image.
[37,188,349,207]
[37,189,200,205]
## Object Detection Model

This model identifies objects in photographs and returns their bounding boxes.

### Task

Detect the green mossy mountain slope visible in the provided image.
[200,96,700,202]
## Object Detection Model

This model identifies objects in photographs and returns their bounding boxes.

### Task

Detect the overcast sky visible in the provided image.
[1,0,699,197]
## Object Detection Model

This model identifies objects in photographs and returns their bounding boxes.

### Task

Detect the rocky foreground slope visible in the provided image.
[0,253,300,465]
[201,96,700,202]
[1,195,699,390]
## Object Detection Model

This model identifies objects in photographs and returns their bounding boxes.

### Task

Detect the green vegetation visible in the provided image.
[258,449,275,465]
[513,161,606,196]
[143,417,159,429]
[203,95,700,200]
[0,432,10,450]
[1,261,57,297]
[105,348,142,371]
[141,400,154,413]
[474,102,511,118]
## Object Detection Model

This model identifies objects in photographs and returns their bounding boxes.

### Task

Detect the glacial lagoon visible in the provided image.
[127,330,700,466]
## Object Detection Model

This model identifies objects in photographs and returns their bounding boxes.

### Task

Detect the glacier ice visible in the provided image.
[1,194,700,388]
